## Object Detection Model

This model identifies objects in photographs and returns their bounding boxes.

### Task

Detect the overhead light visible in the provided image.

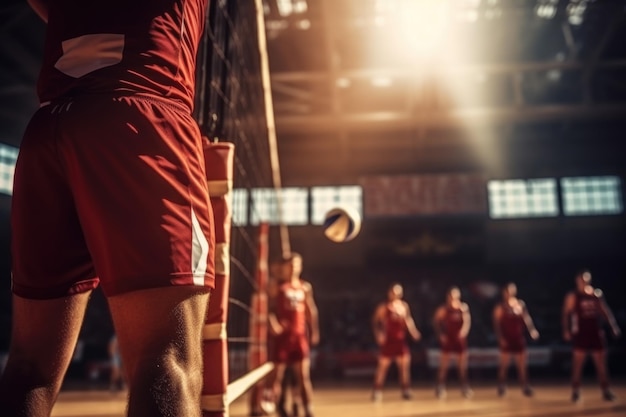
[336,78,351,88]
[296,19,311,30]
[371,77,392,87]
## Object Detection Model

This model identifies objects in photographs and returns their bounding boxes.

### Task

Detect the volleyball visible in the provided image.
[323,206,362,243]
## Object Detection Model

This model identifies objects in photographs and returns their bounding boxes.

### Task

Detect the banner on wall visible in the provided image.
[360,173,487,217]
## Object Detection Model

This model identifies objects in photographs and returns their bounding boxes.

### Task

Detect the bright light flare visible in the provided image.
[386,0,450,62]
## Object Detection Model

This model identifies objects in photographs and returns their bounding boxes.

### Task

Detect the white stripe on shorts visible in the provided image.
[190,207,209,285]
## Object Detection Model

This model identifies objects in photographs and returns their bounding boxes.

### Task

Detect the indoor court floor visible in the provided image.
[50,382,626,417]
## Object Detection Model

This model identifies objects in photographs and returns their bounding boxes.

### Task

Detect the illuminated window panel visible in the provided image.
[311,186,362,225]
[561,176,623,216]
[0,144,18,195]
[280,187,309,225]
[231,188,249,226]
[488,178,558,218]
[276,0,308,16]
[250,187,308,225]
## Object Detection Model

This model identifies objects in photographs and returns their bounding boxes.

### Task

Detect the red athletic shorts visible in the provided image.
[572,329,606,351]
[380,339,409,358]
[441,336,467,354]
[273,333,309,364]
[500,337,526,354]
[11,94,215,299]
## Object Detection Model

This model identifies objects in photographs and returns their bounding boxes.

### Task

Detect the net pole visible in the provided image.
[201,141,235,417]
[248,222,270,415]
[253,0,290,257]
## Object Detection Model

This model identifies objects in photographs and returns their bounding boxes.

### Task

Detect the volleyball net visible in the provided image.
[194,0,286,416]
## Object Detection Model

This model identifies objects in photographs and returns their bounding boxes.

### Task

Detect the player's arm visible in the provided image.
[267,289,283,336]
[460,303,471,339]
[520,300,540,340]
[432,306,446,342]
[372,304,386,345]
[492,304,503,342]
[404,302,422,341]
[304,282,320,346]
[27,0,49,22]
[597,290,621,338]
[108,337,117,357]
[561,292,575,341]
[268,313,283,336]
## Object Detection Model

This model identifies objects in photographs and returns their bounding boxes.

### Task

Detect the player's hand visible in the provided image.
[376,333,386,346]
[439,335,447,345]
[499,339,508,350]
[530,329,539,340]
[272,322,285,336]
[412,331,422,342]
[562,330,571,341]
[311,331,320,346]
[612,327,622,338]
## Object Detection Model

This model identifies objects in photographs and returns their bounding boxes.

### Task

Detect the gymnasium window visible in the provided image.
[0,144,18,195]
[250,187,308,226]
[310,186,363,225]
[488,178,558,218]
[231,189,248,226]
[561,176,623,216]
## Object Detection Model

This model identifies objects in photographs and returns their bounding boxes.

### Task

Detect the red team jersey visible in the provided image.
[440,305,467,353]
[273,280,309,363]
[498,302,526,353]
[571,290,606,351]
[11,0,215,298]
[380,301,410,357]
[38,0,207,111]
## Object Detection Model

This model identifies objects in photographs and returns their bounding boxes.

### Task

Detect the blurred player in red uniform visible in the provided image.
[562,270,621,403]
[371,283,421,402]
[492,282,539,397]
[0,1,214,416]
[269,253,319,417]
[433,286,472,399]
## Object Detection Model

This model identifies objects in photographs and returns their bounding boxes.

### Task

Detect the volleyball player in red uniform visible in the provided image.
[493,283,539,397]
[433,286,473,399]
[562,270,621,403]
[0,1,214,416]
[270,253,319,417]
[371,283,421,401]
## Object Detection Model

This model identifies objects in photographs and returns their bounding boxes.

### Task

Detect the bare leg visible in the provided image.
[515,352,533,396]
[458,351,469,386]
[0,292,92,417]
[396,353,412,399]
[497,351,511,396]
[272,362,288,415]
[590,350,614,400]
[458,351,473,398]
[436,352,450,398]
[498,351,510,385]
[108,286,209,417]
[295,358,314,416]
[514,352,528,387]
[570,349,587,401]
[373,356,391,390]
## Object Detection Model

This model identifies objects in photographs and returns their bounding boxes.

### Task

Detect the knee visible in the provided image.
[132,351,203,397]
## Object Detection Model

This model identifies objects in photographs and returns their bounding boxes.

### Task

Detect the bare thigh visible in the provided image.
[107,286,210,384]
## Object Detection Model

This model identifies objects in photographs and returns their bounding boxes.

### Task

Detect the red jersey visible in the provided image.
[275,281,308,336]
[37,0,208,111]
[442,305,465,338]
[572,290,604,336]
[383,301,409,342]
[499,301,525,342]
